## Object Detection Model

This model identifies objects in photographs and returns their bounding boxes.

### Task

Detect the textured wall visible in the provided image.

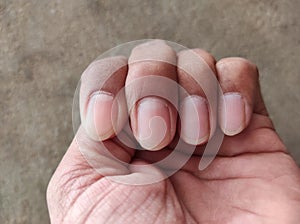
[0,0,299,223]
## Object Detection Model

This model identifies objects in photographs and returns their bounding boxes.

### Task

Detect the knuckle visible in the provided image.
[129,40,176,64]
[81,56,127,82]
[178,48,216,73]
[192,48,216,64]
[128,60,175,80]
[132,40,170,51]
[178,48,216,62]
[216,57,259,78]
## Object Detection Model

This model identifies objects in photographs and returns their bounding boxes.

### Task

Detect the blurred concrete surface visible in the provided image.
[0,0,299,223]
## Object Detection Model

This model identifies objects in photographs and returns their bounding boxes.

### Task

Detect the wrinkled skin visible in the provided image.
[47,41,300,224]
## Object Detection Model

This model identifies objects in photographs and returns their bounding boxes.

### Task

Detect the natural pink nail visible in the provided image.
[220,93,245,136]
[180,96,209,145]
[136,97,170,150]
[85,91,116,140]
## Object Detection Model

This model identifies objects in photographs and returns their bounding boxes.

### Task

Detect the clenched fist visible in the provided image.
[47,40,300,224]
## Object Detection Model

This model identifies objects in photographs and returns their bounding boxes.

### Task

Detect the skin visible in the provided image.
[47,40,300,224]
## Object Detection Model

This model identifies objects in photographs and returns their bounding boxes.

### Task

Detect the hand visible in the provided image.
[47,40,300,224]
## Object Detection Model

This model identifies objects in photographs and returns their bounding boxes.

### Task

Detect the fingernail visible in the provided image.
[180,96,209,145]
[220,93,245,136]
[136,97,170,150]
[85,91,116,140]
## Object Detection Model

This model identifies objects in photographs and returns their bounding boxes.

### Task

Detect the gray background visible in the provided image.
[0,0,299,223]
